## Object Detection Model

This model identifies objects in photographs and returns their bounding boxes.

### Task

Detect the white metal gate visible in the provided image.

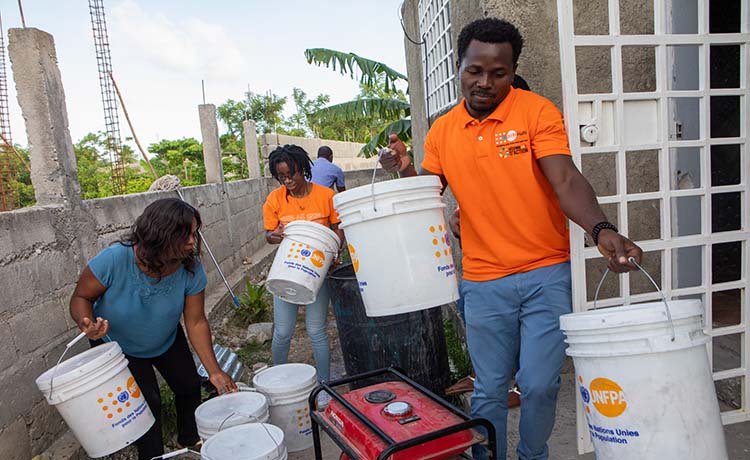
[556,0,749,453]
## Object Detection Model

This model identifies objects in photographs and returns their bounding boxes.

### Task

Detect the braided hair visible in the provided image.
[268,144,314,182]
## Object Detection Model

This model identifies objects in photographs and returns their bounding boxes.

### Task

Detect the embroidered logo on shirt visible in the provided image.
[498,143,529,158]
[495,129,529,158]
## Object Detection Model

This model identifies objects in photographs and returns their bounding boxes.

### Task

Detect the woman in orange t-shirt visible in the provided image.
[262,144,344,391]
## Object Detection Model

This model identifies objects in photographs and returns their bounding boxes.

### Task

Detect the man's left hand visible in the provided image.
[210,371,238,395]
[596,230,643,273]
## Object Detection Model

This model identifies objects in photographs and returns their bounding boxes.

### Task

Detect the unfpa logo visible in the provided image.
[97,377,141,420]
[310,250,326,268]
[348,244,359,273]
[579,375,627,418]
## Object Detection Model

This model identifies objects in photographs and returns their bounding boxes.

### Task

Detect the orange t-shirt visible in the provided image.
[263,183,341,230]
[422,87,571,281]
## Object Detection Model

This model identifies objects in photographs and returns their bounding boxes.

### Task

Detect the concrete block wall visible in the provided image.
[0,168,386,459]
[260,133,374,172]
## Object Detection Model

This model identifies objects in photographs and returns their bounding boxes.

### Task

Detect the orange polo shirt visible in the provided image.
[422,87,571,281]
[263,183,341,230]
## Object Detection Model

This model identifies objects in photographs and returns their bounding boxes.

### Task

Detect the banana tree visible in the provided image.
[304,48,411,157]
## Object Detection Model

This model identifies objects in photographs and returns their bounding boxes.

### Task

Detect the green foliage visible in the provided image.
[234,280,272,328]
[159,382,179,447]
[305,48,407,93]
[304,48,411,157]
[73,132,154,199]
[311,98,410,124]
[217,91,289,137]
[147,137,206,186]
[5,145,34,208]
[444,317,473,384]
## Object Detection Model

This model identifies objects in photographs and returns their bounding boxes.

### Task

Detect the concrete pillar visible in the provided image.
[9,28,81,206]
[243,120,261,180]
[259,133,279,178]
[402,0,430,166]
[198,104,224,184]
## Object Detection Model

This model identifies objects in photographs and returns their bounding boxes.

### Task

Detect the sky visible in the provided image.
[1,0,408,150]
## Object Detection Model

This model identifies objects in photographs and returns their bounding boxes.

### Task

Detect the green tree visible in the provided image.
[305,48,411,156]
[148,138,206,186]
[287,88,329,137]
[5,145,34,208]
[74,132,152,199]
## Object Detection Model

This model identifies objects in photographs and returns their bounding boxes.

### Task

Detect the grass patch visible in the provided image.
[444,317,472,384]
[237,340,272,368]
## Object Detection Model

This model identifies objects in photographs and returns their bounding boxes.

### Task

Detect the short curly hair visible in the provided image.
[457,18,524,66]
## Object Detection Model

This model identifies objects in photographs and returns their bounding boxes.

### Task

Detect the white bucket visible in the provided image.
[252,363,317,452]
[201,423,287,460]
[35,342,155,458]
[266,220,341,305]
[560,299,728,460]
[195,390,270,441]
[333,176,459,317]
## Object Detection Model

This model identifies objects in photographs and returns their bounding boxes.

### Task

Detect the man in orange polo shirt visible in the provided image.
[383,18,642,460]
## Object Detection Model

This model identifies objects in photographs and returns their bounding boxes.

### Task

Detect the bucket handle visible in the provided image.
[47,330,112,399]
[370,149,390,212]
[593,257,676,342]
[216,411,280,453]
[237,385,273,407]
[150,448,200,459]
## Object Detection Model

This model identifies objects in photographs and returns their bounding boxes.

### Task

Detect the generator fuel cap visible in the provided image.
[365,390,395,404]
[383,401,412,417]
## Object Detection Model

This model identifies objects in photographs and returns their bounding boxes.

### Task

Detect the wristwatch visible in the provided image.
[591,221,618,246]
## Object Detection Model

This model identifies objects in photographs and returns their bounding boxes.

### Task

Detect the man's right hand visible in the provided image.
[449,208,461,240]
[79,316,109,340]
[379,134,411,173]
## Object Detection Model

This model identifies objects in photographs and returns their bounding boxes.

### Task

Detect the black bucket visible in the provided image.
[328,263,451,395]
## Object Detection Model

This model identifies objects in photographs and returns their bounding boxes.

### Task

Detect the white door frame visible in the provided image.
[557,0,750,454]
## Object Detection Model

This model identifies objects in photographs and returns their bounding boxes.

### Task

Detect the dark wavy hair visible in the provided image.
[121,198,202,277]
[457,18,524,66]
[268,144,313,182]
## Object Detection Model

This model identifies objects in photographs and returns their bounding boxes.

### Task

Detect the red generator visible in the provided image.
[309,367,497,460]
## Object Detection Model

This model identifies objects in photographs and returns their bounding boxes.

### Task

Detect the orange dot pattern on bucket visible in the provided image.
[295,406,310,429]
[96,377,143,420]
[429,224,452,259]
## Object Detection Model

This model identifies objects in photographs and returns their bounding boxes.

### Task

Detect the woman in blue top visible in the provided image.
[69,198,236,459]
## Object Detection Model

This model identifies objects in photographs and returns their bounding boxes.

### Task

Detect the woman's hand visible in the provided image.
[78,316,109,340]
[266,224,285,245]
[210,370,238,395]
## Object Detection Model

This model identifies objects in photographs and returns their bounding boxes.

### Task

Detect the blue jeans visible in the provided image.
[272,280,331,382]
[463,262,571,460]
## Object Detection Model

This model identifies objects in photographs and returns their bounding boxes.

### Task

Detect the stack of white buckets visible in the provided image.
[196,362,318,460]
[35,348,318,460]
[196,362,318,459]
